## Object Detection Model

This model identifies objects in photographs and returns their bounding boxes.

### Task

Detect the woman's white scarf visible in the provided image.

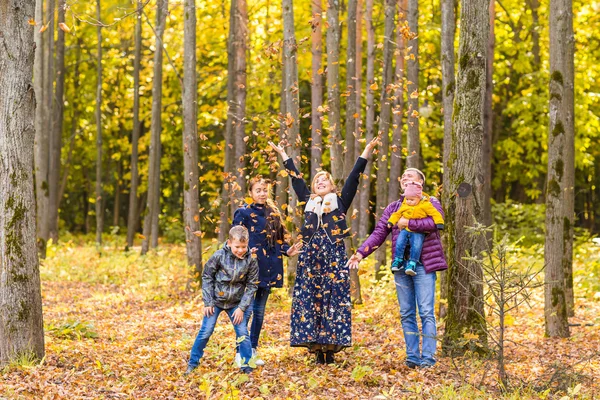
[304,193,339,228]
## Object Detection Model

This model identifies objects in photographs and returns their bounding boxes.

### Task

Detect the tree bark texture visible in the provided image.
[183,0,202,280]
[481,0,494,229]
[443,0,489,354]
[48,0,66,242]
[0,0,45,366]
[95,0,104,246]
[406,0,420,169]
[326,0,343,181]
[357,0,375,240]
[344,0,357,180]
[232,0,248,205]
[127,1,143,249]
[310,0,323,179]
[141,0,168,254]
[544,0,572,338]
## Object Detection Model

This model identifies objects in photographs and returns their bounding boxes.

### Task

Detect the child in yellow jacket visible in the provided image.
[387,181,444,275]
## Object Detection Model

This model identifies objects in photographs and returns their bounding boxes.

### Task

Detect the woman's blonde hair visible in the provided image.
[248,176,287,247]
[311,171,336,194]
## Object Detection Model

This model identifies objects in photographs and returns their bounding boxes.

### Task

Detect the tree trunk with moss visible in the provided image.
[544,0,571,338]
[482,0,494,230]
[442,0,489,354]
[183,0,202,282]
[0,0,45,366]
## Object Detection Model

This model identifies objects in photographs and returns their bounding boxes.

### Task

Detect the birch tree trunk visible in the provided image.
[141,0,168,254]
[48,0,65,242]
[0,0,45,366]
[310,0,323,179]
[95,0,104,247]
[373,0,395,279]
[440,0,456,319]
[126,0,143,249]
[357,0,375,240]
[544,0,572,338]
[183,0,202,281]
[326,0,343,180]
[442,0,489,354]
[406,0,420,169]
[33,0,46,256]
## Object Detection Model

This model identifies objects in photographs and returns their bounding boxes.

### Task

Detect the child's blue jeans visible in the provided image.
[243,287,271,349]
[394,229,426,266]
[188,305,252,369]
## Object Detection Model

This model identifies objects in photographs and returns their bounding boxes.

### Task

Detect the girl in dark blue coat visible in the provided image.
[232,177,302,366]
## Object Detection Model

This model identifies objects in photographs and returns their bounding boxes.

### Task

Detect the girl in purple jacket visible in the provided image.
[349,168,447,369]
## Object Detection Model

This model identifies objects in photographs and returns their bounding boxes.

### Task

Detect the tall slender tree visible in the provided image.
[357,0,375,240]
[326,0,343,180]
[141,0,168,254]
[95,0,104,246]
[310,0,323,179]
[232,0,248,204]
[282,0,300,293]
[33,0,46,256]
[48,0,66,242]
[440,0,456,318]
[482,0,494,229]
[354,0,363,161]
[443,0,489,354]
[373,0,395,278]
[183,0,202,281]
[127,0,143,249]
[0,0,45,366]
[544,0,572,338]
[406,0,420,169]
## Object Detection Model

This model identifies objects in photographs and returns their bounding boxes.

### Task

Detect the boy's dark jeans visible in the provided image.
[393,229,426,267]
[188,305,252,369]
[244,287,271,349]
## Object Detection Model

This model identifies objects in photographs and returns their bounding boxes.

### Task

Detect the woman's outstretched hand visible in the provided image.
[360,135,381,159]
[286,241,303,257]
[268,141,290,161]
[347,252,363,270]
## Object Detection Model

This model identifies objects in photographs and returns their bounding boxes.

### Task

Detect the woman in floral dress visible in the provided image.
[268,137,378,364]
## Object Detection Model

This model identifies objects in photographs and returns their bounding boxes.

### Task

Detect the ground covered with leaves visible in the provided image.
[2,237,599,399]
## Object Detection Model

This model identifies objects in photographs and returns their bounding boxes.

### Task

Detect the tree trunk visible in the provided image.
[481,0,494,229]
[544,0,571,338]
[310,0,323,179]
[357,0,375,241]
[326,0,343,180]
[219,0,238,242]
[183,0,203,282]
[442,0,489,354]
[141,0,168,254]
[0,0,45,366]
[406,0,420,169]
[33,0,47,257]
[373,0,395,279]
[232,0,248,205]
[389,0,406,203]
[283,0,301,295]
[113,159,122,227]
[562,0,575,318]
[48,0,65,242]
[95,0,104,247]
[126,0,143,249]
[354,0,363,162]
[440,0,456,319]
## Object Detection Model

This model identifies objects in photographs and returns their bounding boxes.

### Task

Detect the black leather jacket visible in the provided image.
[283,157,367,244]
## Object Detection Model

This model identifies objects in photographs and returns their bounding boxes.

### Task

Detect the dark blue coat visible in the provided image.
[233,203,290,288]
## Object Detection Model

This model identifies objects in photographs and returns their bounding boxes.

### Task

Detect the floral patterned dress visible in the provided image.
[290,229,352,352]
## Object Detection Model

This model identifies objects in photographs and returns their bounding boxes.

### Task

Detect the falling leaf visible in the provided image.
[58,22,71,33]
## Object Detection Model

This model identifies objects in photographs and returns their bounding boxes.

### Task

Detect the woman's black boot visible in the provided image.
[315,350,325,364]
[325,351,335,364]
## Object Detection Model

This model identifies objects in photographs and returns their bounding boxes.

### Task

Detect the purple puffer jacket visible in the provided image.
[357,196,448,273]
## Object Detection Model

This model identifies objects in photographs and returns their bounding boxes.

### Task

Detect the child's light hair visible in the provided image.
[229,225,249,242]
[311,171,336,193]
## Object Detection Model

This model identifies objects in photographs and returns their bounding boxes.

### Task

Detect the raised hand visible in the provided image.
[360,135,381,159]
[268,141,290,161]
[286,241,303,257]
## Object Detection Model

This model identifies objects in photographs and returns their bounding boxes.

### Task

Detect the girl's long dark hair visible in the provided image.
[249,177,288,248]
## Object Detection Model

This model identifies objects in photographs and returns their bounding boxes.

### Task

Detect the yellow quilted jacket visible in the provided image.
[387,194,444,231]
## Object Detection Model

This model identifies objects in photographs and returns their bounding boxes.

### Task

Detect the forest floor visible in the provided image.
[1,236,599,399]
